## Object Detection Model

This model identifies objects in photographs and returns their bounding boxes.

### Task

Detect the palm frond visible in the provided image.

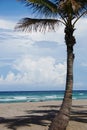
[55,0,87,18]
[17,0,58,17]
[76,0,87,7]
[58,0,82,17]
[15,18,61,32]
[76,0,87,13]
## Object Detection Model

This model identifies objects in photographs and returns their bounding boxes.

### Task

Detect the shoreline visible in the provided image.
[0,100,87,130]
[0,98,87,104]
[0,90,87,104]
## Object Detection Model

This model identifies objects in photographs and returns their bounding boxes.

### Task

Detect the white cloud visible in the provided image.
[75,18,87,32]
[0,19,15,29]
[0,56,66,87]
[81,63,87,67]
[0,18,87,90]
[0,23,66,64]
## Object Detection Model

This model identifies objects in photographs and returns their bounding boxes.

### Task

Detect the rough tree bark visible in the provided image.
[48,23,76,130]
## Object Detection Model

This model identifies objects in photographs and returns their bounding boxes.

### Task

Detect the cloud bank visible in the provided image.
[0,18,87,90]
[0,56,66,88]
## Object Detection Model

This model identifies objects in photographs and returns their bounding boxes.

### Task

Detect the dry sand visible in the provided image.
[0,100,87,130]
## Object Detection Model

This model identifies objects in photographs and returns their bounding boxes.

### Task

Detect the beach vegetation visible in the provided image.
[15,0,87,130]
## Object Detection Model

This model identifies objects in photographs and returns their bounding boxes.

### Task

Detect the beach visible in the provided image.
[0,100,87,130]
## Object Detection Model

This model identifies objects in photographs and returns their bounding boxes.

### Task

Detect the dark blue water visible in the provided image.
[0,90,87,103]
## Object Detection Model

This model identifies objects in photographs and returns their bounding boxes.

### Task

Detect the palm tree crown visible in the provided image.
[15,0,87,32]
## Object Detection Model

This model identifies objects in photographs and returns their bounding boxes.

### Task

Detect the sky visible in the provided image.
[0,0,87,91]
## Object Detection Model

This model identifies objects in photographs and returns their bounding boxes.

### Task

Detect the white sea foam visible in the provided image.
[14,96,27,100]
[72,97,77,100]
[45,95,57,99]
[0,98,15,102]
[57,96,63,99]
[0,96,28,102]
[79,93,84,95]
[0,90,87,103]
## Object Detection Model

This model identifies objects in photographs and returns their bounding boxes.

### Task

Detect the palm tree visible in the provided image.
[15,0,87,130]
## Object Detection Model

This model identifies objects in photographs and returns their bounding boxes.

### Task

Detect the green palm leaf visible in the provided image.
[18,0,58,17]
[15,18,60,32]
[16,0,87,32]
[74,0,87,14]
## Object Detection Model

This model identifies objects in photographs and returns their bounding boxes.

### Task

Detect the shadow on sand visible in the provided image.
[0,104,87,130]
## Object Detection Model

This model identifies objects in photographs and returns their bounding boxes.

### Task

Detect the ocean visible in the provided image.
[0,90,87,103]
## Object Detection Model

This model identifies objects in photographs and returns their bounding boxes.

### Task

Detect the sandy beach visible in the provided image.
[0,100,87,130]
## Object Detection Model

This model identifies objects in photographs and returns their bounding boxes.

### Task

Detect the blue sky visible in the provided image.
[0,0,87,91]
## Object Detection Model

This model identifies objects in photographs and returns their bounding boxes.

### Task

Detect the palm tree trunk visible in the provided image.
[48,25,76,130]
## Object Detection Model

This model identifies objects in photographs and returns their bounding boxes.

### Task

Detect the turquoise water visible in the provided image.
[0,90,87,103]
